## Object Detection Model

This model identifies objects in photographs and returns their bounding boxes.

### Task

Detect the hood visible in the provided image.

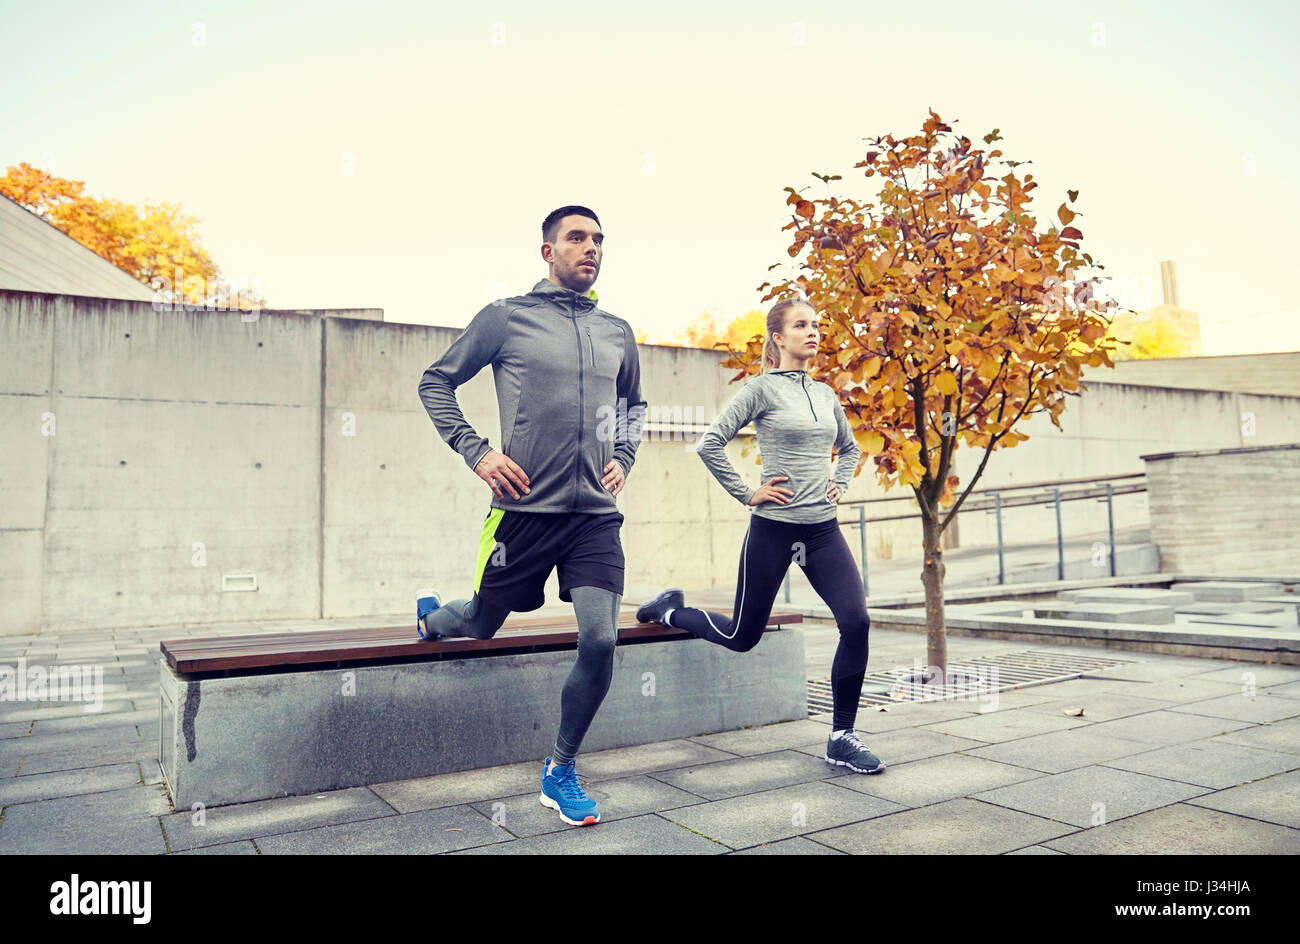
[529,277,599,315]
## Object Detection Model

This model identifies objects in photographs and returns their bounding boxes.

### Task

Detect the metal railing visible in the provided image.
[781,471,1148,602]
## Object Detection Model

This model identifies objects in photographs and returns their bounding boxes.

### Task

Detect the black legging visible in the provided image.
[423,585,620,767]
[665,514,870,731]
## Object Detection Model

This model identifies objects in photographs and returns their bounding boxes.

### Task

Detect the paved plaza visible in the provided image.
[2,617,1296,855]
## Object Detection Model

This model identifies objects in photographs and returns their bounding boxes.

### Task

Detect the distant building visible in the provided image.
[0,193,155,302]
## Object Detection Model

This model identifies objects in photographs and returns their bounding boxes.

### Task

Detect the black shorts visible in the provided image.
[471,508,625,612]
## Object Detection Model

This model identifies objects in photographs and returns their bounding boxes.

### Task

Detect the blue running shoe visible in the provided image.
[416,587,442,640]
[539,757,600,826]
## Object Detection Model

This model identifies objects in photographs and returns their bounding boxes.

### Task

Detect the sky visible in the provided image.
[2,0,1298,354]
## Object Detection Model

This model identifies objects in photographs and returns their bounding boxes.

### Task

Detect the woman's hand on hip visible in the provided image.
[748,475,793,506]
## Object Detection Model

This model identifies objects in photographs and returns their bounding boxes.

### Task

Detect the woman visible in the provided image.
[636,297,884,774]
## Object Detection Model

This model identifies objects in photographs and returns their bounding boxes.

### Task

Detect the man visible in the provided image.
[416,205,646,827]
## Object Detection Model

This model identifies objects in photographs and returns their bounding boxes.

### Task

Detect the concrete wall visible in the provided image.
[1082,350,1300,398]
[5,287,1300,634]
[1142,443,1300,575]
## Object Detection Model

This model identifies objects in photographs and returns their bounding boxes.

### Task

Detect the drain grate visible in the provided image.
[806,648,1138,716]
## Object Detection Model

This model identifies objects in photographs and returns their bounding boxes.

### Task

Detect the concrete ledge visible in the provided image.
[981,601,1177,624]
[867,610,1300,665]
[159,629,806,809]
[1057,588,1197,607]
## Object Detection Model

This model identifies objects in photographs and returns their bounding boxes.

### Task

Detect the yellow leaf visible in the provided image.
[935,372,958,395]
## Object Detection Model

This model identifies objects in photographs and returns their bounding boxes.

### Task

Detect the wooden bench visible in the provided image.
[158,609,806,808]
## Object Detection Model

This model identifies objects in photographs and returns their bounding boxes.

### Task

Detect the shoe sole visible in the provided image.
[636,588,684,624]
[825,755,886,775]
[538,792,599,826]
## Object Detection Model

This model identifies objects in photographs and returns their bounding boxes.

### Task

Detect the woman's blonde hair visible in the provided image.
[762,297,815,371]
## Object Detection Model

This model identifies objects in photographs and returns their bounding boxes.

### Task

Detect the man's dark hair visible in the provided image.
[543,206,601,245]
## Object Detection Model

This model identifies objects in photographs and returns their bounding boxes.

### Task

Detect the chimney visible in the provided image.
[1159,260,1178,307]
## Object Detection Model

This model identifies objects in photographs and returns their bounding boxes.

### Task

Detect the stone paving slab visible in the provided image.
[1092,676,1243,703]
[1102,740,1300,789]
[0,721,31,739]
[648,749,849,801]
[854,700,985,732]
[1190,664,1300,687]
[1081,657,1232,683]
[173,840,259,855]
[686,719,832,756]
[1184,770,1300,829]
[1168,692,1300,724]
[370,761,543,814]
[662,780,904,848]
[971,765,1211,827]
[1003,677,1142,700]
[0,783,171,854]
[1006,844,1066,854]
[563,739,739,780]
[1043,803,1300,854]
[159,786,395,851]
[451,812,727,854]
[8,741,158,777]
[1267,680,1300,699]
[0,700,137,724]
[809,798,1078,855]
[832,753,1046,807]
[1208,717,1300,755]
[921,708,1092,743]
[0,725,145,762]
[961,690,1061,710]
[254,804,510,854]
[792,726,985,766]
[964,727,1158,774]
[31,708,157,733]
[731,836,845,854]
[0,763,142,806]
[469,774,705,839]
[1083,710,1254,745]
[1021,692,1176,722]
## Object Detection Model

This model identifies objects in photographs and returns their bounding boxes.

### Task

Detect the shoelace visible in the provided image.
[550,764,590,799]
[838,731,872,753]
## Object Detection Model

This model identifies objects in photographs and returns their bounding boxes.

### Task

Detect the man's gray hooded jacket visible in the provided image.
[418,278,646,514]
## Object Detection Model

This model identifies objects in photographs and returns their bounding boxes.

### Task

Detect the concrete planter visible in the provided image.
[159,629,805,809]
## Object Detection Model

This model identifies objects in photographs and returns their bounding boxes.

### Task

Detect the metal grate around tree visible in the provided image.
[806,648,1138,716]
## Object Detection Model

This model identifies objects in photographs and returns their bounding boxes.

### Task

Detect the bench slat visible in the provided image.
[160,611,803,675]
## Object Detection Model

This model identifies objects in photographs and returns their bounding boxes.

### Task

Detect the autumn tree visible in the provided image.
[723,110,1124,678]
[1,162,264,311]
[634,309,766,349]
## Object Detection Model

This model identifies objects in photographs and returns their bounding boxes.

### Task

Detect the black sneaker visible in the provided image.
[825,730,886,774]
[636,588,684,625]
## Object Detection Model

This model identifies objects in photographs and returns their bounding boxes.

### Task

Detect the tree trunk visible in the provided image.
[921,509,948,679]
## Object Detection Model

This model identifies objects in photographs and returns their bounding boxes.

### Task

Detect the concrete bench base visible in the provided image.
[159,629,806,809]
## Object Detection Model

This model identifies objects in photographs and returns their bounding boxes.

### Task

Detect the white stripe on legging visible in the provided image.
[714,520,752,640]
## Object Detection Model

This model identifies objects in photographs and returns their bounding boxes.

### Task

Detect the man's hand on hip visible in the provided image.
[601,460,626,496]
[474,449,530,500]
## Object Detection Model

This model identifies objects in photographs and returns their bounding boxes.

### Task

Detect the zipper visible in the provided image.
[571,301,585,509]
[584,324,596,367]
[800,374,818,421]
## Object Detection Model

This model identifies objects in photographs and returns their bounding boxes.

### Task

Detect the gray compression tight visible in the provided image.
[422,585,620,767]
